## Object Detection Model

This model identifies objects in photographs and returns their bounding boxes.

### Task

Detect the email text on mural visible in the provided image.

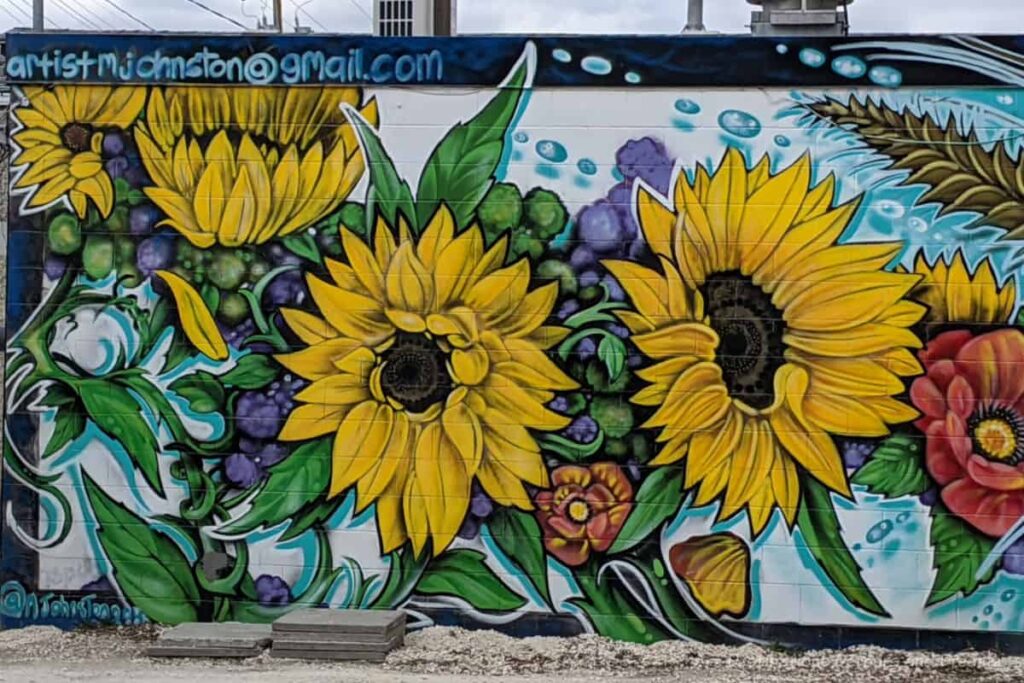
[5,47,445,85]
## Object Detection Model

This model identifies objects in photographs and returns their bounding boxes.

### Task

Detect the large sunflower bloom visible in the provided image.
[276,206,577,556]
[134,87,376,248]
[907,250,1016,324]
[11,86,145,218]
[605,149,925,533]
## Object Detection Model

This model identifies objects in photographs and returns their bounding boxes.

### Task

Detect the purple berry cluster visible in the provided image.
[569,136,675,273]
[457,483,496,540]
[101,130,149,189]
[254,574,292,606]
[225,376,305,488]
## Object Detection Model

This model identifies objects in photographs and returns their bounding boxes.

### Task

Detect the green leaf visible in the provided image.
[78,379,163,496]
[598,335,626,381]
[42,404,85,458]
[608,467,685,554]
[372,545,429,609]
[926,504,997,606]
[281,232,323,265]
[38,384,76,408]
[536,431,605,463]
[220,354,279,390]
[278,497,344,542]
[415,47,531,230]
[487,508,551,606]
[218,438,331,535]
[169,371,224,414]
[83,473,200,624]
[796,474,888,617]
[415,549,526,611]
[346,108,417,231]
[851,435,930,498]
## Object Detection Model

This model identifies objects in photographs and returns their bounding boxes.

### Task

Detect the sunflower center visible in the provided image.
[379,333,451,413]
[703,271,786,411]
[969,407,1024,464]
[61,123,94,154]
[567,499,591,523]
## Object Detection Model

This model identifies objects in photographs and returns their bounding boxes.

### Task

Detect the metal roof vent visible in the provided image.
[748,0,853,36]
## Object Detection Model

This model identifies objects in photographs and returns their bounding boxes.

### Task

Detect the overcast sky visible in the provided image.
[2,0,1024,35]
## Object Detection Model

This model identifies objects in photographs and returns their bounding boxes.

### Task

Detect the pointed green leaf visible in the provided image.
[415,549,526,611]
[597,335,626,382]
[487,508,551,606]
[169,371,224,414]
[79,379,163,496]
[43,404,85,458]
[83,473,200,624]
[608,467,685,554]
[796,474,888,617]
[851,435,930,499]
[345,107,417,231]
[218,438,331,535]
[220,354,279,390]
[415,46,532,230]
[926,504,997,606]
[282,232,323,265]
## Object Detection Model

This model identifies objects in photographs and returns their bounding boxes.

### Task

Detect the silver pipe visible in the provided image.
[684,0,704,32]
[33,0,43,30]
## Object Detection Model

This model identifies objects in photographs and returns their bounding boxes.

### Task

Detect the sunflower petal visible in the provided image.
[154,270,228,361]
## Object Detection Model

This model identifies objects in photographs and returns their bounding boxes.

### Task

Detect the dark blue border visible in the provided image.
[6,31,1024,88]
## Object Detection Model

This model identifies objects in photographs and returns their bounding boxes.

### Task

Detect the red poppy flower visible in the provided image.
[534,462,634,566]
[910,328,1024,537]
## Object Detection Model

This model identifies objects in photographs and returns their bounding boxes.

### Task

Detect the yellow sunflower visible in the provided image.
[276,206,577,557]
[907,251,1016,324]
[605,149,925,533]
[134,87,376,248]
[11,85,145,218]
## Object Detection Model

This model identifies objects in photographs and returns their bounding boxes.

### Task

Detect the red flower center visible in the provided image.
[969,406,1024,465]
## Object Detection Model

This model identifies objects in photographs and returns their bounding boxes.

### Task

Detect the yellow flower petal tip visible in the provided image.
[910,249,1016,325]
[669,533,752,619]
[155,270,229,361]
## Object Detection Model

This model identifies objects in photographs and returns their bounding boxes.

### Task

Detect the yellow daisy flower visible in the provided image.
[11,85,145,218]
[276,206,577,557]
[605,149,925,534]
[908,251,1016,324]
[134,87,377,248]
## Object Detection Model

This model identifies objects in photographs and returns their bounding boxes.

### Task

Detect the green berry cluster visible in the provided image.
[476,184,568,262]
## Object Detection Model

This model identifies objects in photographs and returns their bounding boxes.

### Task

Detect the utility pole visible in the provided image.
[273,0,283,32]
[33,0,44,30]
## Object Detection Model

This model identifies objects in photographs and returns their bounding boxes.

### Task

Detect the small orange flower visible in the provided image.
[534,462,633,567]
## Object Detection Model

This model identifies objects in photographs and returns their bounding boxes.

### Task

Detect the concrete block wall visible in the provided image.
[2,31,1023,648]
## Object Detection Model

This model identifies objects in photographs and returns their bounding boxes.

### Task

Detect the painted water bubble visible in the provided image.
[581,56,613,76]
[832,55,867,79]
[869,66,903,88]
[983,605,994,616]
[1002,589,1017,602]
[876,199,905,218]
[536,139,569,163]
[513,131,529,143]
[997,93,1015,106]
[625,72,641,84]
[774,134,791,147]
[896,511,910,523]
[776,44,789,54]
[552,48,572,64]
[908,217,928,232]
[674,98,701,115]
[866,519,894,543]
[799,48,826,68]
[577,158,598,176]
[718,110,762,138]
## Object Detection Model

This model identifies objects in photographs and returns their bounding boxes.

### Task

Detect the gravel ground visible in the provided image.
[1,624,1023,682]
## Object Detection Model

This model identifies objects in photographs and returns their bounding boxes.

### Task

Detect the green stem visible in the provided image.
[557,328,620,361]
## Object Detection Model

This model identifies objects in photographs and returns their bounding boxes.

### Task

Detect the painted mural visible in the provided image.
[4,33,1024,643]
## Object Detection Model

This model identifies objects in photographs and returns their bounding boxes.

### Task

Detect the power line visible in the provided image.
[98,0,155,30]
[1,2,28,24]
[12,0,63,28]
[180,0,249,29]
[5,0,31,21]
[74,0,120,29]
[52,0,104,29]
[290,0,328,31]
[349,0,370,21]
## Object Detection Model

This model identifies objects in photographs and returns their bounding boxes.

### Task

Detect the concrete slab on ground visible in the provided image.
[272,609,406,638]
[147,622,272,658]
